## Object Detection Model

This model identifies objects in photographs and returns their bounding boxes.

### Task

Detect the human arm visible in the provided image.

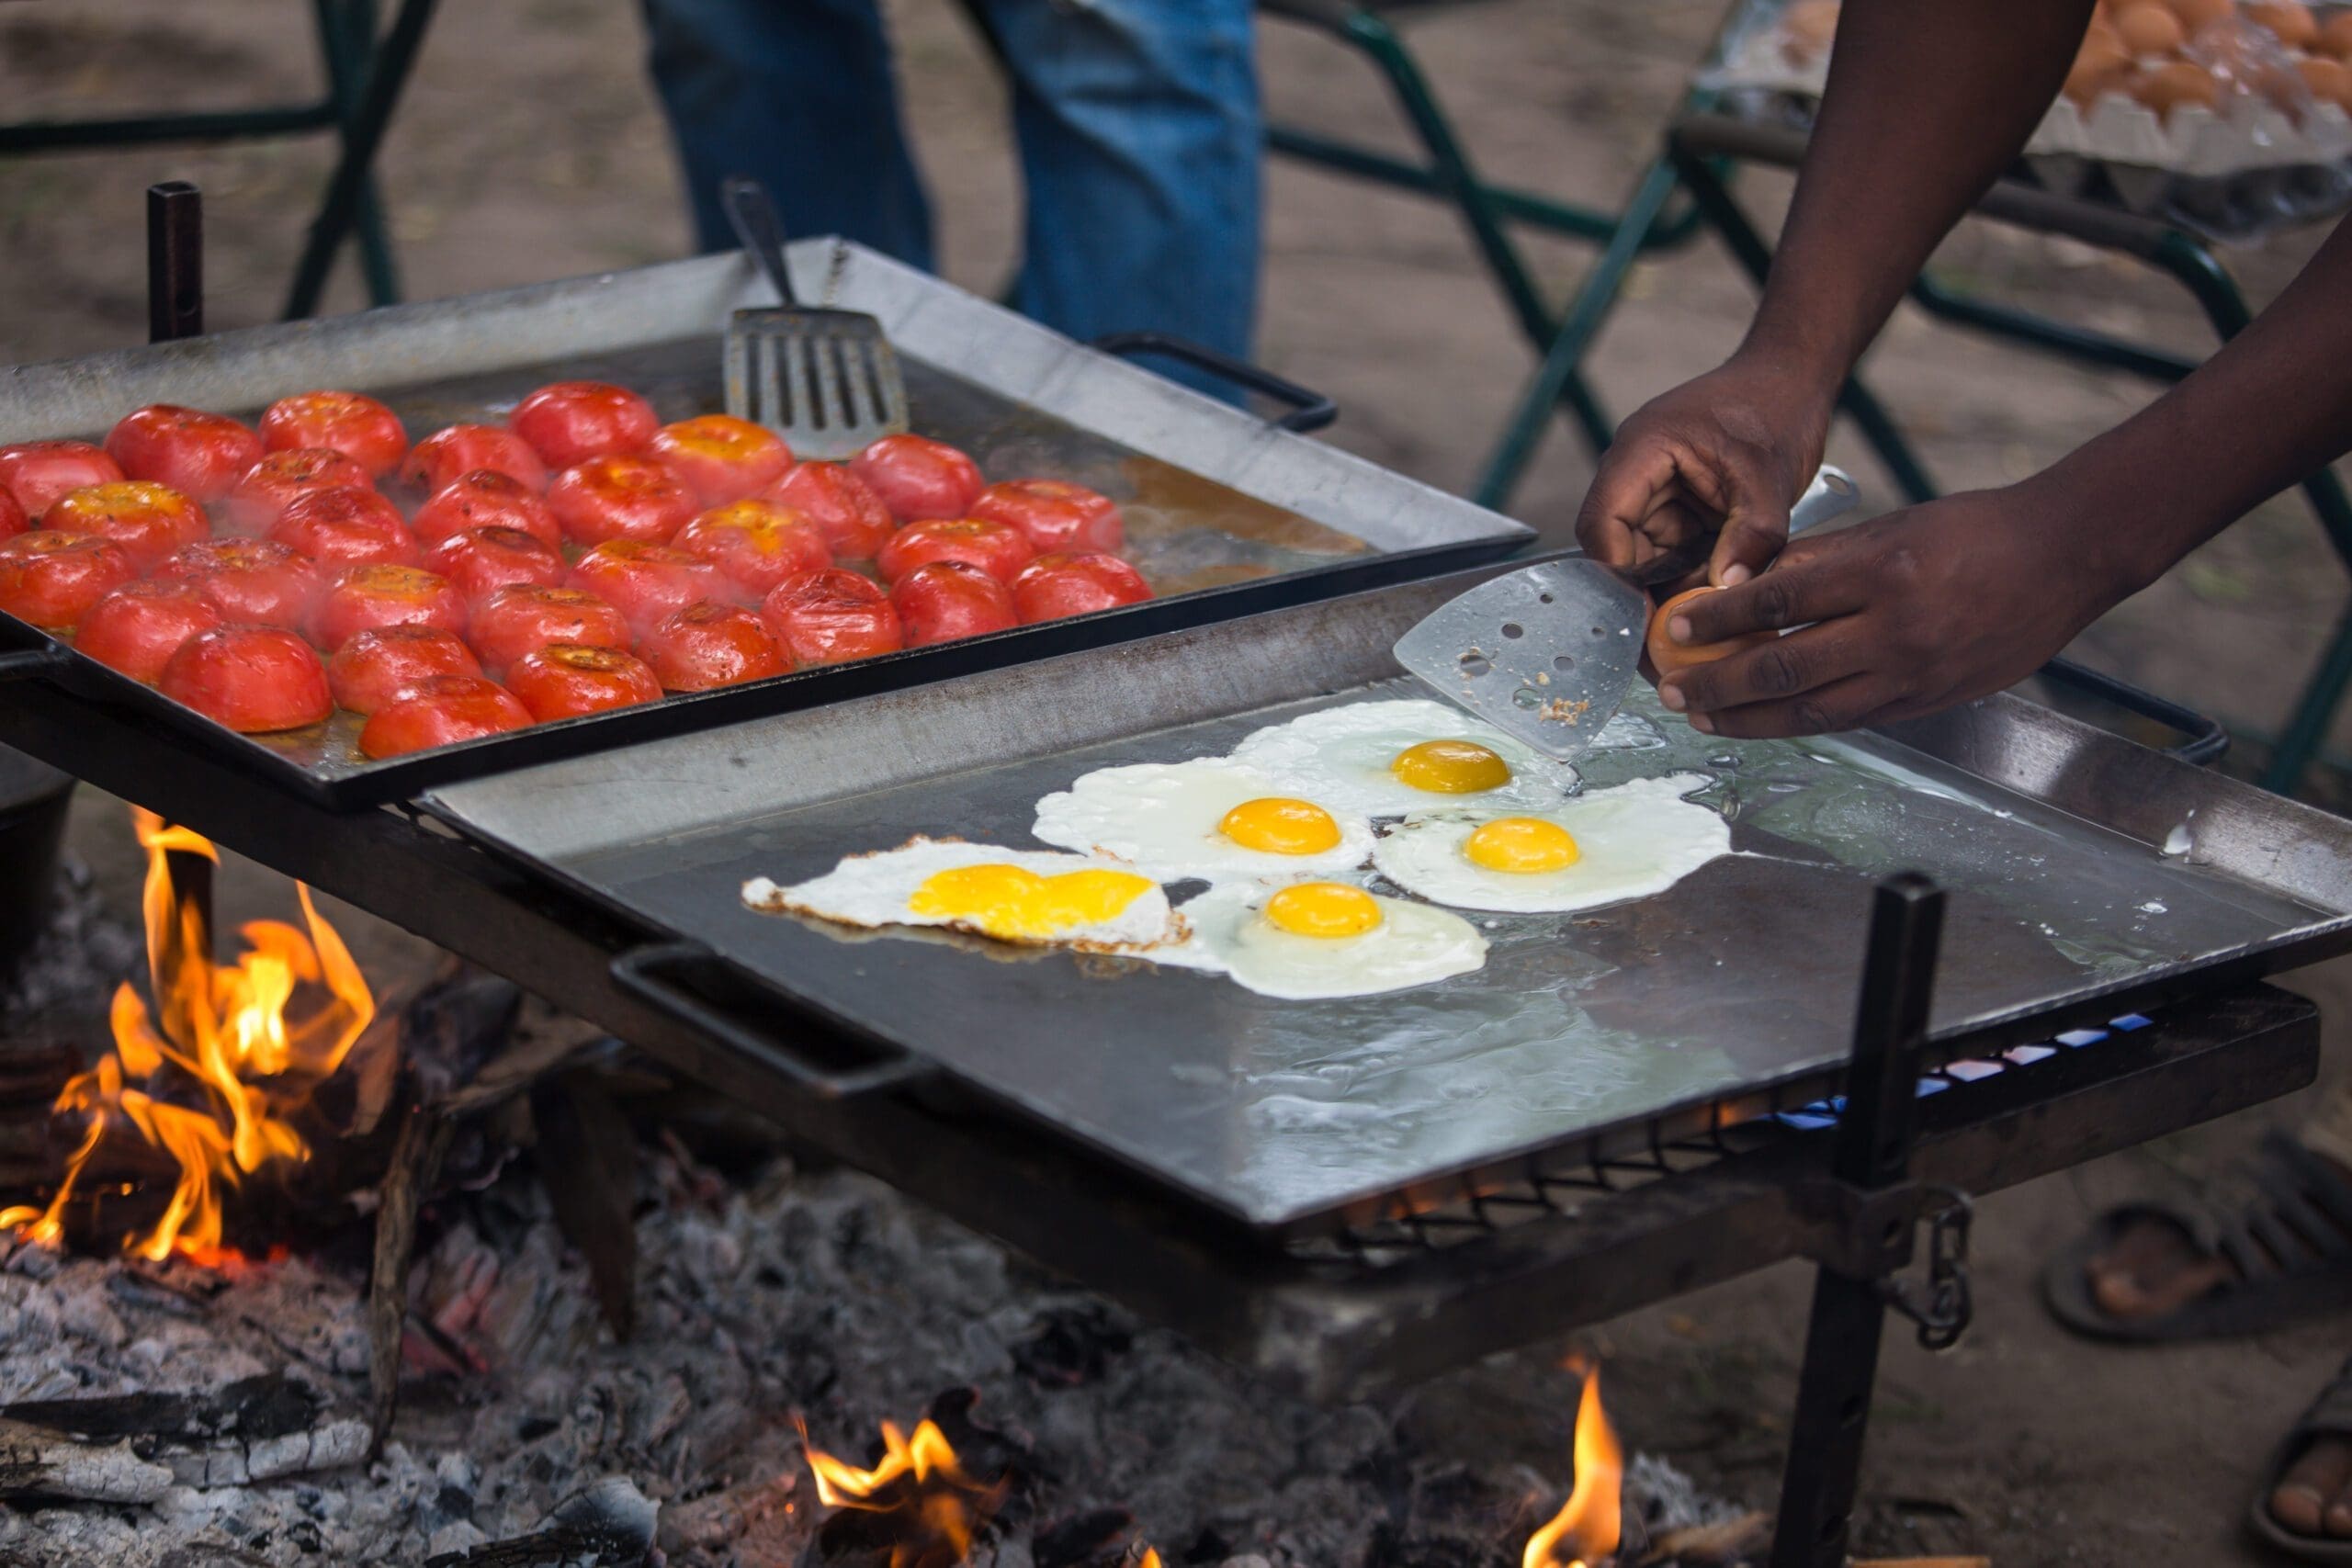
[1576,0,2098,584]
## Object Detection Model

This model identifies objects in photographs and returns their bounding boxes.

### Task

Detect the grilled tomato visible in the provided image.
[311,563,469,651]
[970,479,1125,554]
[851,434,983,522]
[259,390,409,479]
[401,423,548,494]
[639,601,789,692]
[876,516,1035,585]
[425,525,568,604]
[220,447,374,536]
[548,453,700,547]
[889,558,1015,647]
[268,486,420,570]
[673,498,830,600]
[156,538,321,630]
[74,580,223,682]
[358,675,533,758]
[1010,551,1152,623]
[0,533,139,629]
[327,625,484,715]
[411,469,562,550]
[509,380,660,470]
[467,583,632,675]
[104,405,262,502]
[0,440,125,519]
[759,568,902,668]
[765,460,894,560]
[565,540,727,635]
[504,643,664,720]
[159,625,333,733]
[40,480,209,571]
[647,415,790,504]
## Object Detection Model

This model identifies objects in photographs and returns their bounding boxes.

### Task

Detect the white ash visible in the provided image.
[0,859,142,1025]
[0,1148,1743,1566]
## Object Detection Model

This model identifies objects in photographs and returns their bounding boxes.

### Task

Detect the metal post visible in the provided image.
[1770,873,1945,1568]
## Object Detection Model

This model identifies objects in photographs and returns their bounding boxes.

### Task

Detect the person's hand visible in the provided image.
[1575,359,1836,588]
[1653,479,2135,738]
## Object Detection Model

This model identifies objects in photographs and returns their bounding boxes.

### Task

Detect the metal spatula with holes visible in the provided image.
[1395,466,1859,762]
[719,176,909,460]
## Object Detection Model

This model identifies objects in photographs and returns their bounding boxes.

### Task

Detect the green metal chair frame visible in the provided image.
[0,0,439,321]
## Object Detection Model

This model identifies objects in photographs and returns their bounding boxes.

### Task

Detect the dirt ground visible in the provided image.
[6,2,2352,1562]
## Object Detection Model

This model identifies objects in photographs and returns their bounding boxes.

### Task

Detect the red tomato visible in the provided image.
[74,580,223,682]
[40,481,209,571]
[358,675,533,758]
[258,390,409,479]
[156,538,321,630]
[765,460,894,560]
[566,540,728,635]
[159,625,333,733]
[0,488,26,542]
[1011,552,1154,623]
[0,441,124,519]
[509,381,660,469]
[327,625,482,714]
[425,526,567,604]
[547,454,699,546]
[220,447,374,535]
[505,643,663,719]
[401,424,548,494]
[639,601,789,692]
[0,533,139,629]
[103,405,262,503]
[409,470,561,550]
[268,486,420,570]
[311,563,468,651]
[673,499,830,601]
[759,568,902,668]
[647,415,790,504]
[468,583,631,675]
[876,516,1035,585]
[851,434,983,522]
[890,559,1016,648]
[970,479,1125,554]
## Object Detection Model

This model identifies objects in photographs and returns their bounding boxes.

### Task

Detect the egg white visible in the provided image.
[1228,699,1580,818]
[1030,758,1375,881]
[1371,773,1729,914]
[1170,878,1487,1000]
[743,837,1182,951]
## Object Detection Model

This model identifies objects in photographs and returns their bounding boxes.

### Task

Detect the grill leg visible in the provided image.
[1769,874,1945,1568]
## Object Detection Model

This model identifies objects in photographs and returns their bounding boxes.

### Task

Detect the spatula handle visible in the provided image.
[721,176,799,308]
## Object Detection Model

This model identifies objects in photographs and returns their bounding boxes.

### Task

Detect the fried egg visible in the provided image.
[1170,878,1487,999]
[743,838,1181,951]
[1229,699,1579,818]
[1030,759,1374,880]
[1372,773,1729,914]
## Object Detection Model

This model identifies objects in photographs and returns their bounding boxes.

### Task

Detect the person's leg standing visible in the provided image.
[976,0,1261,362]
[639,0,935,269]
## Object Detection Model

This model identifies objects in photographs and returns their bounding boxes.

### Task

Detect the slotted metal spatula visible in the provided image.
[1395,466,1860,763]
[720,177,909,460]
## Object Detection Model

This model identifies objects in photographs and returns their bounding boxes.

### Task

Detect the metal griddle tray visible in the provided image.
[0,245,1527,810]
[424,562,2352,1237]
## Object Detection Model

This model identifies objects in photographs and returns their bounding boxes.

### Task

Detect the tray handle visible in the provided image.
[609,940,931,1100]
[2040,657,2228,764]
[1091,331,1339,434]
[0,644,72,685]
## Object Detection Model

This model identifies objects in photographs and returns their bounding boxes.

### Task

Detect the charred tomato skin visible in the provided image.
[888,558,1017,648]
[0,532,140,630]
[156,538,321,630]
[425,525,568,604]
[0,440,126,520]
[259,390,410,479]
[40,480,210,571]
[639,601,790,692]
[504,642,664,719]
[969,479,1125,554]
[547,454,701,547]
[758,567,902,667]
[876,516,1036,585]
[358,674,534,758]
[764,461,895,561]
[401,424,549,494]
[327,625,484,715]
[646,414,791,505]
[267,486,421,570]
[220,447,375,536]
[1010,551,1154,623]
[509,381,661,470]
[159,624,334,733]
[467,583,632,675]
[311,563,469,651]
[411,469,563,551]
[564,540,729,635]
[74,580,224,683]
[673,498,831,600]
[103,405,264,503]
[851,434,984,522]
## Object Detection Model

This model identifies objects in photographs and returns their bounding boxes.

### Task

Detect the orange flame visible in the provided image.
[798,1416,1007,1568]
[1,809,374,1263]
[1523,1369,1624,1568]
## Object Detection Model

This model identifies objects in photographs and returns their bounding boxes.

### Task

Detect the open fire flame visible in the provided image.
[799,1415,1011,1568]
[0,809,373,1263]
[1523,1367,1624,1568]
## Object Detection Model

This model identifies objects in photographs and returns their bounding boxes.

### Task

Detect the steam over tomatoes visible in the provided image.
[673,499,830,600]
[970,479,1125,554]
[876,516,1035,585]
[468,583,631,676]
[765,461,894,561]
[548,454,699,547]
[260,390,409,479]
[566,540,727,634]
[425,526,567,604]
[411,470,562,550]
[156,538,320,630]
[401,424,548,494]
[268,486,419,570]
[311,564,468,651]
[104,406,262,503]
[40,481,210,571]
[221,447,374,536]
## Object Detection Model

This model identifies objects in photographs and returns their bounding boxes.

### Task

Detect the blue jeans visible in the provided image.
[640,0,1261,363]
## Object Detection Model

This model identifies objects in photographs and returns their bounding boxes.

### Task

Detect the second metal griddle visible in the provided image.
[424,564,2352,1235]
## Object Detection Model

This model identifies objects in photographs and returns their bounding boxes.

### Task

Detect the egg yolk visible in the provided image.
[1219,796,1342,855]
[1263,882,1384,938]
[908,863,1154,939]
[1464,817,1580,874]
[1390,739,1512,794]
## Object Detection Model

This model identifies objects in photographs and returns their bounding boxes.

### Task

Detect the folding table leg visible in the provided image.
[313,0,404,308]
[283,0,437,321]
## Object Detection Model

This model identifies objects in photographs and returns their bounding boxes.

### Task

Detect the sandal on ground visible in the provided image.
[2251,1356,2352,1562]
[2041,1132,2352,1343]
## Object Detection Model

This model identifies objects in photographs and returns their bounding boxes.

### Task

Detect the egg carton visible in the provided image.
[1698,8,2352,238]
